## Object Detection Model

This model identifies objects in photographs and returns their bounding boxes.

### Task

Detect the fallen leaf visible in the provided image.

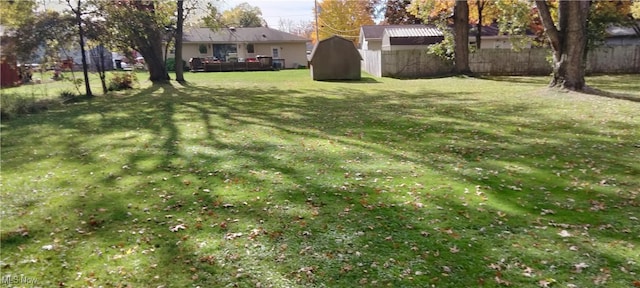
[557,230,572,237]
[539,278,556,287]
[573,262,589,273]
[224,232,243,240]
[522,266,535,277]
[169,224,187,232]
[494,275,511,286]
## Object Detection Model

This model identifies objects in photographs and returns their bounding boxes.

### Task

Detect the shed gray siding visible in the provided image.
[309,36,361,81]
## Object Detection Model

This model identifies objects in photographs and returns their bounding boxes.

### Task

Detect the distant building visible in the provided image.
[0,25,20,87]
[178,27,309,69]
[605,21,640,46]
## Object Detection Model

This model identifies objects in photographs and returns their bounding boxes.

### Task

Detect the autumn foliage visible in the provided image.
[313,0,375,44]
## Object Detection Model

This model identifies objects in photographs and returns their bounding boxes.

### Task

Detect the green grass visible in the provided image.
[2,71,112,97]
[1,70,639,287]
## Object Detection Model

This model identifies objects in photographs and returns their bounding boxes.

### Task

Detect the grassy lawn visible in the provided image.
[1,70,639,287]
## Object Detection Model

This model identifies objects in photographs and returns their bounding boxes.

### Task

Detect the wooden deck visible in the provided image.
[189,57,275,72]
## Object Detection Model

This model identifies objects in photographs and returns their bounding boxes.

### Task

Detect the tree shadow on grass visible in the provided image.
[482,74,640,102]
[314,77,381,84]
[1,79,639,286]
[583,86,640,102]
[477,75,550,85]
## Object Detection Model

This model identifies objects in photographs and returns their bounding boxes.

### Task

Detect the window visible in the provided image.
[198,44,208,54]
[213,44,237,60]
[246,44,254,53]
[272,47,280,58]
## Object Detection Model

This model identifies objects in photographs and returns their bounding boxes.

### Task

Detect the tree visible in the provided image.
[409,0,502,49]
[85,19,110,94]
[98,0,170,84]
[383,0,422,24]
[587,1,636,49]
[201,2,223,29]
[0,0,36,29]
[9,10,75,64]
[278,19,314,39]
[535,1,590,91]
[220,2,264,28]
[633,2,640,19]
[175,0,185,83]
[66,0,92,97]
[314,0,375,43]
[454,0,470,74]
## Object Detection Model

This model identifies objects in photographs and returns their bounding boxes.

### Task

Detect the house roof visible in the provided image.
[361,24,430,40]
[466,22,535,37]
[385,26,443,38]
[606,21,640,38]
[183,27,309,43]
[468,23,500,37]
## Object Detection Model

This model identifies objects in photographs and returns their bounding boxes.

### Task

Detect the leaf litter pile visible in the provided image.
[1,72,639,287]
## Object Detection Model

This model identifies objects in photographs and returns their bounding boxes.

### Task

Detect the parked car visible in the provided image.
[120,62,133,71]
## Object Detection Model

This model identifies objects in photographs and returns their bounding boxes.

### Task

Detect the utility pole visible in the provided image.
[314,0,319,42]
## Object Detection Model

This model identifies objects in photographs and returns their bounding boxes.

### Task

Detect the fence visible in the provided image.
[361,45,640,78]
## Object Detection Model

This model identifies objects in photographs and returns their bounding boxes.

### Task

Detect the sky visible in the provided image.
[220,0,316,28]
[38,0,318,29]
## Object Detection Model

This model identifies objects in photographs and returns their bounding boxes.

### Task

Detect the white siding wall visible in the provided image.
[364,40,382,51]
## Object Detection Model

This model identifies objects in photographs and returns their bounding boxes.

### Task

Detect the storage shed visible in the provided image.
[381,26,444,51]
[309,36,361,81]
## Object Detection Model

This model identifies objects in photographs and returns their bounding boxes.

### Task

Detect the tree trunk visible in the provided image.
[175,0,185,83]
[536,0,590,91]
[141,43,170,84]
[475,0,483,49]
[77,0,92,97]
[127,0,170,84]
[136,29,170,84]
[97,46,107,94]
[90,44,108,94]
[454,0,471,74]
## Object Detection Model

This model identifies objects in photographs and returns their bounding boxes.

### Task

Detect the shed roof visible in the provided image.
[184,27,309,43]
[310,35,361,62]
[385,26,443,38]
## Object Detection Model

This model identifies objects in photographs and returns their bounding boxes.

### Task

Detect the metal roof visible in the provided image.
[606,21,640,37]
[360,24,431,39]
[183,27,309,43]
[384,27,443,38]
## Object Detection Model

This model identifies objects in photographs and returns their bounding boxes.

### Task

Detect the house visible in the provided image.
[0,25,19,87]
[381,26,444,51]
[468,23,534,49]
[605,21,640,46]
[309,35,361,81]
[360,24,430,51]
[179,27,309,69]
[360,23,534,51]
[63,45,114,71]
